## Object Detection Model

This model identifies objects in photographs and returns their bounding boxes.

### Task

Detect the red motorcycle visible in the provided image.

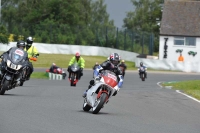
[68,64,81,86]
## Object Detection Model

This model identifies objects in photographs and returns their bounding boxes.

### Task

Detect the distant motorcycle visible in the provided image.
[82,70,118,114]
[139,67,146,81]
[0,48,27,95]
[68,63,81,86]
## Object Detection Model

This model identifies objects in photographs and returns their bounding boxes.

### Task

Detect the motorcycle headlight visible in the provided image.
[7,60,22,70]
[17,65,22,70]
[7,60,11,66]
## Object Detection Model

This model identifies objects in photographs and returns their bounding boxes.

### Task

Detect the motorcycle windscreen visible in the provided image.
[71,63,80,72]
[102,73,118,88]
[9,48,24,64]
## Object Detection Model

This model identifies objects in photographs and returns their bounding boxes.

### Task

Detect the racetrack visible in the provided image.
[0,70,200,133]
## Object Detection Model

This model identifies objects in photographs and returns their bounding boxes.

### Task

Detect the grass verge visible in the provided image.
[31,72,49,79]
[162,80,200,100]
[30,53,136,70]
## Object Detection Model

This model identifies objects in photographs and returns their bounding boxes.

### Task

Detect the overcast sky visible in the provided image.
[104,0,135,28]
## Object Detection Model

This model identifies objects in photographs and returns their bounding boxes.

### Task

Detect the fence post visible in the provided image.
[149,33,154,55]
[152,33,154,55]
[124,29,126,50]
[132,31,134,52]
[116,27,118,49]
[142,32,144,54]
[105,26,108,47]
[96,28,98,46]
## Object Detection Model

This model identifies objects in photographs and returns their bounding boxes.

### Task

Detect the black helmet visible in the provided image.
[109,53,120,66]
[26,36,33,47]
[140,62,143,66]
[16,40,25,50]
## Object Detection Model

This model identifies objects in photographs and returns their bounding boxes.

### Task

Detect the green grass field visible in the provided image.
[162,80,200,100]
[31,53,136,70]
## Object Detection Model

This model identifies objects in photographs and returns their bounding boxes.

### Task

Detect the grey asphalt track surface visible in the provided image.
[0,69,200,133]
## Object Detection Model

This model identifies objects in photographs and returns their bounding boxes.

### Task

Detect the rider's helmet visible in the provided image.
[26,36,33,47]
[16,40,26,50]
[109,53,120,66]
[121,60,125,63]
[140,62,143,67]
[75,52,80,60]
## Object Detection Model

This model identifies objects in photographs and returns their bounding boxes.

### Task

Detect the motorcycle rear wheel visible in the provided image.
[92,93,107,114]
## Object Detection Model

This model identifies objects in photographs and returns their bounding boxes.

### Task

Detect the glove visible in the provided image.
[114,86,120,92]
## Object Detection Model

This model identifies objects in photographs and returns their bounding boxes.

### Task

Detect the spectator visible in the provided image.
[178,53,184,62]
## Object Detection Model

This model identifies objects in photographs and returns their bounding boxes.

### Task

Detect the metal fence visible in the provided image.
[6,24,154,55]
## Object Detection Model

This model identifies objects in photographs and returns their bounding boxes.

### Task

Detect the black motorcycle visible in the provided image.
[139,67,146,81]
[0,48,27,95]
[68,63,81,86]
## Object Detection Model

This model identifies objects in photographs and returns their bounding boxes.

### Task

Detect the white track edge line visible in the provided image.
[176,90,200,103]
[157,82,200,103]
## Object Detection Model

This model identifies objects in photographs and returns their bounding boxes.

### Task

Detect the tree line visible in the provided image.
[0,0,163,53]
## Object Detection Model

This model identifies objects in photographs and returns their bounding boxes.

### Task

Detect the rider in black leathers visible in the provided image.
[118,60,127,77]
[82,53,124,97]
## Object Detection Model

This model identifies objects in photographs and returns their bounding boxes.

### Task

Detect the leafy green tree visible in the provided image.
[0,25,9,44]
[123,0,162,52]
[90,0,115,47]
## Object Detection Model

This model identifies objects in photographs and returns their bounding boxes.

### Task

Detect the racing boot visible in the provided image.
[82,80,95,98]
[82,90,87,98]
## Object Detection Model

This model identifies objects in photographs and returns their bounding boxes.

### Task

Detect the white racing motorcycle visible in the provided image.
[82,70,118,114]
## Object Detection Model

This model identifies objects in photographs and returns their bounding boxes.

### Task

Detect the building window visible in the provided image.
[174,37,196,46]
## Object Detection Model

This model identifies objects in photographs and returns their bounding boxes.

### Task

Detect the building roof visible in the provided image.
[160,1,200,37]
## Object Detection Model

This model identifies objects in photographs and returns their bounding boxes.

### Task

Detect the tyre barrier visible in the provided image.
[48,72,63,80]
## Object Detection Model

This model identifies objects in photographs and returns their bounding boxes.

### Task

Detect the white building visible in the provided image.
[159,1,200,63]
[135,1,200,72]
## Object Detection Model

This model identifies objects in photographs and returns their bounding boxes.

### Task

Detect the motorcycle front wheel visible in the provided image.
[141,73,145,81]
[92,93,107,114]
[70,74,76,86]
[0,79,10,95]
[83,99,91,111]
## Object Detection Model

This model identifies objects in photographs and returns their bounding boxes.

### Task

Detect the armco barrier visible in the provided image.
[135,58,200,73]
[0,42,139,62]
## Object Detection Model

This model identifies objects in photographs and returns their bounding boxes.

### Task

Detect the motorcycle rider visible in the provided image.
[0,41,29,79]
[24,36,39,80]
[49,63,66,79]
[67,52,85,80]
[119,60,127,77]
[138,62,147,78]
[82,53,124,98]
